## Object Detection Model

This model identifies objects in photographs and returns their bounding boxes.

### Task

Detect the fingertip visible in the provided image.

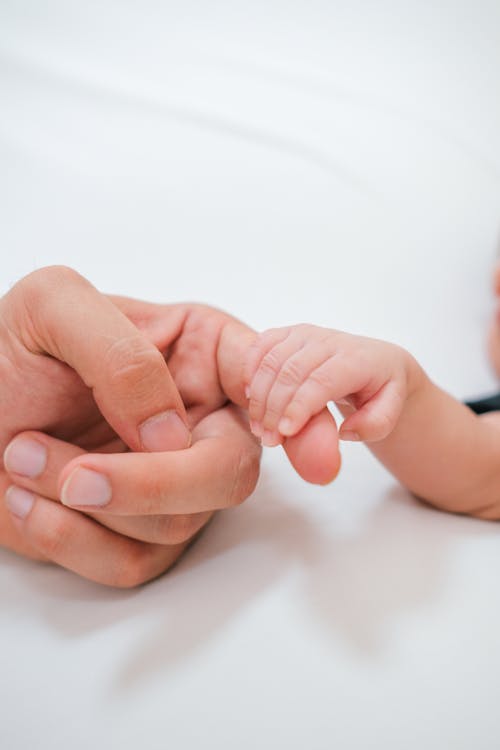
[278,416,294,436]
[5,486,36,520]
[3,433,48,479]
[283,409,341,485]
[261,430,282,448]
[250,420,263,438]
[339,429,361,442]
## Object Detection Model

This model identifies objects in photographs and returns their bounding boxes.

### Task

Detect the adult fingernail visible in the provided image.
[139,411,191,451]
[61,467,112,508]
[3,437,47,478]
[5,486,35,519]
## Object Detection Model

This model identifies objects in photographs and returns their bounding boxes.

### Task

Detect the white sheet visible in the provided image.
[1,2,500,748]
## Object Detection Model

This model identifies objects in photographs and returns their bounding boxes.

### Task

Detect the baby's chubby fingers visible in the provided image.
[245,325,335,439]
[338,378,406,442]
[219,321,342,485]
[258,338,341,438]
[244,326,295,432]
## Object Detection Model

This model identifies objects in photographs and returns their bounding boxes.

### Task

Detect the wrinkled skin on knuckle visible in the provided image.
[277,358,305,388]
[260,349,283,377]
[248,395,262,414]
[104,335,166,397]
[262,403,284,424]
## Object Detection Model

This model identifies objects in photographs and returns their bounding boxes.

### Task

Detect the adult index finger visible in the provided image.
[4,266,190,452]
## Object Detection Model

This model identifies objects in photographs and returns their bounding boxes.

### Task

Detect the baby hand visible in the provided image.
[245,324,409,447]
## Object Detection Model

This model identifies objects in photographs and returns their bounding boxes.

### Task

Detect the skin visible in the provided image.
[1,267,340,587]
[9,262,496,586]
[245,321,500,520]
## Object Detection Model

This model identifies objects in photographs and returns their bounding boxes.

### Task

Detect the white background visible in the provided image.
[1,1,500,748]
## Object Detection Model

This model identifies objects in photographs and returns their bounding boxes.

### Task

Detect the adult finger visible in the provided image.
[284,410,342,485]
[4,486,190,588]
[4,266,190,452]
[54,406,261,515]
[3,432,213,545]
[0,473,47,561]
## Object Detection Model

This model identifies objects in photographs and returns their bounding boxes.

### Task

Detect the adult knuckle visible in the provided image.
[34,514,71,558]
[105,335,165,392]
[114,547,152,588]
[150,514,199,545]
[168,515,205,544]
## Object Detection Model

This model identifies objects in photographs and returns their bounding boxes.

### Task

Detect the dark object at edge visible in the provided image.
[466,392,500,414]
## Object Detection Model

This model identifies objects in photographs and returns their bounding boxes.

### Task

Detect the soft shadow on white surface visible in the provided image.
[3,466,495,691]
[114,489,500,691]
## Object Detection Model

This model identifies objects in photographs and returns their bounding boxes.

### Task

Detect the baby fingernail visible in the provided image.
[261,431,280,447]
[3,437,47,478]
[244,385,250,400]
[139,411,191,452]
[250,420,263,438]
[61,467,112,508]
[5,486,35,520]
[278,417,293,435]
[341,430,361,441]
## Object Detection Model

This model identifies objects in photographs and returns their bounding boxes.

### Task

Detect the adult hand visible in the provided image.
[0,267,261,586]
[1,267,339,586]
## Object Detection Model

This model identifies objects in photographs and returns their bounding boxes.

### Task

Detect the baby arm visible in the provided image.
[245,324,500,519]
